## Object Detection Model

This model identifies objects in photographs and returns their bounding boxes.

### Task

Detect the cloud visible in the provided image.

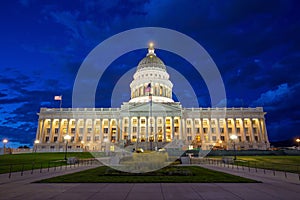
[252,83,290,107]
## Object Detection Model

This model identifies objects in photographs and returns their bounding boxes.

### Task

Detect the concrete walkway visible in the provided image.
[0,163,299,200]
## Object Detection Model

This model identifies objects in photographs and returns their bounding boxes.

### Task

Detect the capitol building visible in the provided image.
[35,44,270,152]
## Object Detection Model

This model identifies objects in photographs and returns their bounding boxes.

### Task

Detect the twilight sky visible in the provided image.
[0,0,300,147]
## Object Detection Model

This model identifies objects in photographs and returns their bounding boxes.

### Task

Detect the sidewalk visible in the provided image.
[0,163,299,200]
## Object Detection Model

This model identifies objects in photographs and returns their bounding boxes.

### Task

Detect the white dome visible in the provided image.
[129,44,174,103]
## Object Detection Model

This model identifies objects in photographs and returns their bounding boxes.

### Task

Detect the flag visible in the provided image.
[145,83,151,92]
[54,95,62,101]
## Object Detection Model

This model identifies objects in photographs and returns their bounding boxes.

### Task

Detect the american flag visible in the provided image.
[145,83,151,92]
[54,95,62,101]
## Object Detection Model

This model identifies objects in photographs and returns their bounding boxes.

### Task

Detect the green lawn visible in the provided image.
[0,152,93,174]
[208,155,300,173]
[234,156,300,173]
[36,165,258,183]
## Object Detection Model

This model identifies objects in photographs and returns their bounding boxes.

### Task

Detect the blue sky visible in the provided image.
[0,0,300,147]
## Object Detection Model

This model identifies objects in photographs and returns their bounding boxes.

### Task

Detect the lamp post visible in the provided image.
[34,140,40,153]
[230,134,238,160]
[218,140,223,149]
[64,134,71,160]
[81,141,84,151]
[296,138,300,150]
[2,139,8,155]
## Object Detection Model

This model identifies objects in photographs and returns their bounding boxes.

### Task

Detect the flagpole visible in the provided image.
[149,82,153,151]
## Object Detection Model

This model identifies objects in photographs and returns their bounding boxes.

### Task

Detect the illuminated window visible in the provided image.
[103,128,108,134]
[133,119,137,124]
[187,128,191,133]
[133,127,137,133]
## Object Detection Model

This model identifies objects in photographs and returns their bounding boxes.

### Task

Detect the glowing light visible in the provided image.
[230,134,238,140]
[149,42,154,48]
[2,139,8,144]
[34,140,40,144]
[64,134,71,140]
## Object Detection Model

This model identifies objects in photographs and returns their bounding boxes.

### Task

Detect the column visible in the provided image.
[181,118,186,141]
[261,118,269,144]
[171,117,175,140]
[49,120,54,143]
[83,119,87,142]
[108,119,111,142]
[232,119,237,145]
[58,119,63,142]
[75,119,79,142]
[215,119,221,140]
[191,118,195,141]
[154,117,157,142]
[91,119,95,143]
[224,118,229,149]
[66,119,70,135]
[163,117,166,142]
[199,119,204,145]
[179,117,182,140]
[119,118,122,141]
[207,119,212,142]
[40,119,45,143]
[146,116,149,141]
[249,119,255,143]
[256,119,263,142]
[137,117,140,142]
[128,117,131,141]
[240,118,246,142]
[232,119,237,135]
[99,119,103,142]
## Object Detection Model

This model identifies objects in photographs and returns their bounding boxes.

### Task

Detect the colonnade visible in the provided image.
[35,116,269,151]
[131,83,172,99]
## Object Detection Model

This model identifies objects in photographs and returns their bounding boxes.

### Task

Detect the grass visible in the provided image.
[208,155,300,173]
[0,152,93,174]
[234,156,300,173]
[36,165,258,183]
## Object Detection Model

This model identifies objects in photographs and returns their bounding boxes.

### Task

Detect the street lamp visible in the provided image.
[64,134,71,160]
[2,139,8,155]
[296,138,300,150]
[230,134,238,160]
[81,141,84,151]
[34,140,40,153]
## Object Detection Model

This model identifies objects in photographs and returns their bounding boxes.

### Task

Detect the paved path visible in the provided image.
[0,163,299,200]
